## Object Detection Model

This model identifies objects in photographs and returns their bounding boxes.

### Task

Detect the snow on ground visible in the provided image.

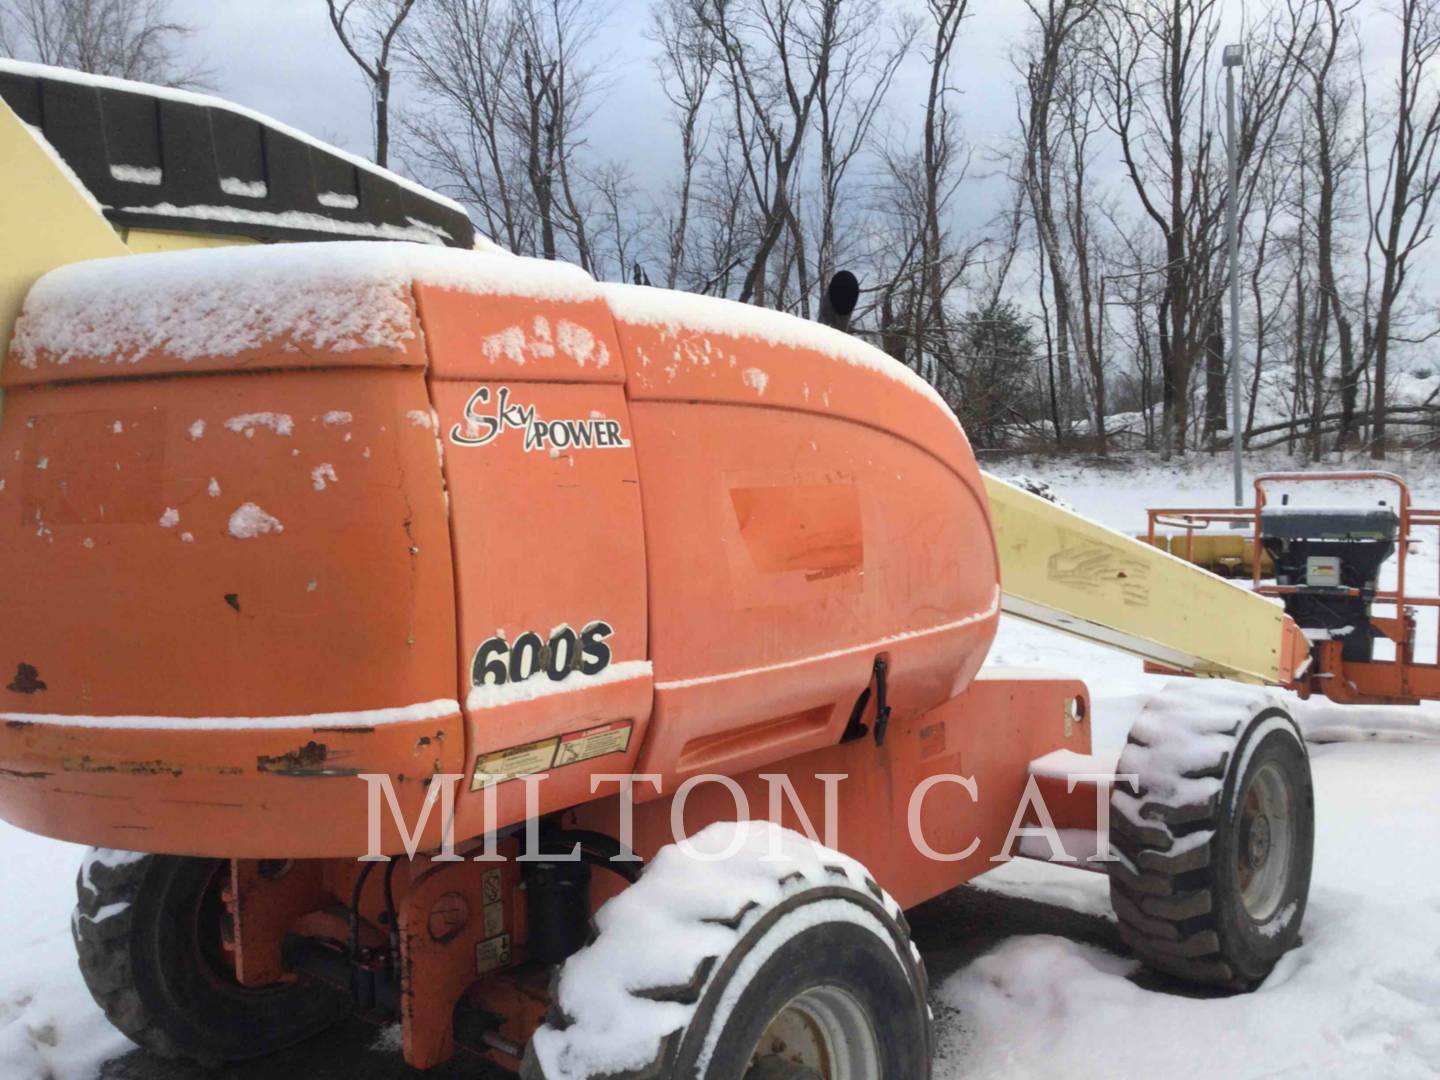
[0,828,131,1077]
[939,739,1440,1079]
[951,451,1440,1078]
[1,451,1438,1077]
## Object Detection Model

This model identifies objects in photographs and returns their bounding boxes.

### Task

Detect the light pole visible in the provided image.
[1224,43,1244,506]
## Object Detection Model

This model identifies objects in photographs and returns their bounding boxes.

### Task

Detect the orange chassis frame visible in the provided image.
[222,673,1097,1072]
[1146,471,1440,706]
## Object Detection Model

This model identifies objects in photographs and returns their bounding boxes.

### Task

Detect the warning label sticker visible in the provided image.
[555,720,633,767]
[470,738,558,790]
[475,934,512,975]
[481,869,505,938]
[469,721,634,790]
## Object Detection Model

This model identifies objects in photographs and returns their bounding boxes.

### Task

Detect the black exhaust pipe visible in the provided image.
[817,271,860,333]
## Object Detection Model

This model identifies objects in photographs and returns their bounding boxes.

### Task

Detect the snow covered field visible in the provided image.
[2,453,1438,1078]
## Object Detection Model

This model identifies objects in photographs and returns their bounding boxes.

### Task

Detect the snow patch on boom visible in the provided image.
[603,283,964,435]
[1,698,461,732]
[11,242,599,371]
[466,660,652,712]
[225,412,294,438]
[19,122,105,216]
[227,502,283,539]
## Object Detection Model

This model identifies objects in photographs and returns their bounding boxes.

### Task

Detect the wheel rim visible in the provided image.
[744,985,881,1080]
[191,861,282,996]
[1235,760,1295,922]
[193,861,237,983]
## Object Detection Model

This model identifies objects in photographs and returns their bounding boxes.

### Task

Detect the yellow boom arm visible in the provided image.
[982,474,1309,686]
[0,96,129,358]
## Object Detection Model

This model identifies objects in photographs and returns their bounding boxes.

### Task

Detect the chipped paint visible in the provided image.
[255,740,360,778]
[62,756,183,777]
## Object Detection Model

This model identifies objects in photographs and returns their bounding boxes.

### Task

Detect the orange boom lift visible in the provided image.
[0,63,1342,1079]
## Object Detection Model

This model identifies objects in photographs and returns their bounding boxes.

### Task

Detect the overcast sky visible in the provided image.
[169,1,1034,237]
[146,1,1425,309]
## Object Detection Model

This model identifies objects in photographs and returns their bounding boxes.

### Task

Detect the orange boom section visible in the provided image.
[602,286,999,795]
[0,245,473,856]
[0,241,1005,859]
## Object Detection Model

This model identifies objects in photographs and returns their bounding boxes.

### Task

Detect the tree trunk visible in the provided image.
[375,68,390,167]
[1205,304,1225,444]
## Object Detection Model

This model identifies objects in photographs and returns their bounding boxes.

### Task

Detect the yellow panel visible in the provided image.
[1154,532,1275,577]
[983,473,1301,685]
[122,228,256,253]
[0,97,129,362]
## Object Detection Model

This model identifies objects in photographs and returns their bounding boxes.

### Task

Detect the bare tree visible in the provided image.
[400,0,524,248]
[0,0,206,86]
[1017,0,1097,441]
[645,0,912,313]
[687,130,757,295]
[1288,121,1333,458]
[511,0,606,269]
[868,0,977,384]
[1096,0,1305,454]
[1360,0,1440,457]
[1241,147,1291,442]
[917,0,970,348]
[693,0,820,305]
[1291,0,1364,447]
[651,0,718,288]
[326,0,418,167]
[400,0,614,272]
[811,2,914,291]
[591,160,644,283]
[1096,0,1220,455]
[1058,31,1112,452]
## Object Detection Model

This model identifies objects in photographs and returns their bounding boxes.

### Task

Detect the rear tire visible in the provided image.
[1109,699,1314,990]
[523,822,931,1079]
[73,850,348,1066]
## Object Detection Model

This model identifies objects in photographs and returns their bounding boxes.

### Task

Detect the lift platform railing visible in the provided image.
[1147,471,1440,705]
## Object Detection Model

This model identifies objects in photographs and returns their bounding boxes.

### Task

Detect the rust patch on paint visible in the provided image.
[63,756,183,778]
[256,741,359,778]
[6,663,47,694]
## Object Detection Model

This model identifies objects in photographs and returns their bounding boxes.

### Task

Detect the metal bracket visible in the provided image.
[872,656,892,747]
[841,656,892,747]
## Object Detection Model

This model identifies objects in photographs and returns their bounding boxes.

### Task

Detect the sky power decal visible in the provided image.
[449,386,630,453]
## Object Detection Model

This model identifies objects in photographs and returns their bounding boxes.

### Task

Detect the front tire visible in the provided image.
[1109,692,1315,990]
[73,850,348,1066]
[524,822,931,1079]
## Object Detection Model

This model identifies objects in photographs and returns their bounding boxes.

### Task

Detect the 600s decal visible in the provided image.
[471,621,613,689]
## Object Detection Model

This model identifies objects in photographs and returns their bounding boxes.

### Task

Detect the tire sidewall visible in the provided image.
[672,886,930,1080]
[129,856,348,1062]
[1213,710,1315,984]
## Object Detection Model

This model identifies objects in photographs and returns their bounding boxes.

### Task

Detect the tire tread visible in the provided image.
[1108,704,1310,993]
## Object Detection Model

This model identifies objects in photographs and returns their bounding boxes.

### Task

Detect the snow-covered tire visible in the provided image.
[1108,684,1315,990]
[73,849,349,1066]
[522,822,931,1080]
